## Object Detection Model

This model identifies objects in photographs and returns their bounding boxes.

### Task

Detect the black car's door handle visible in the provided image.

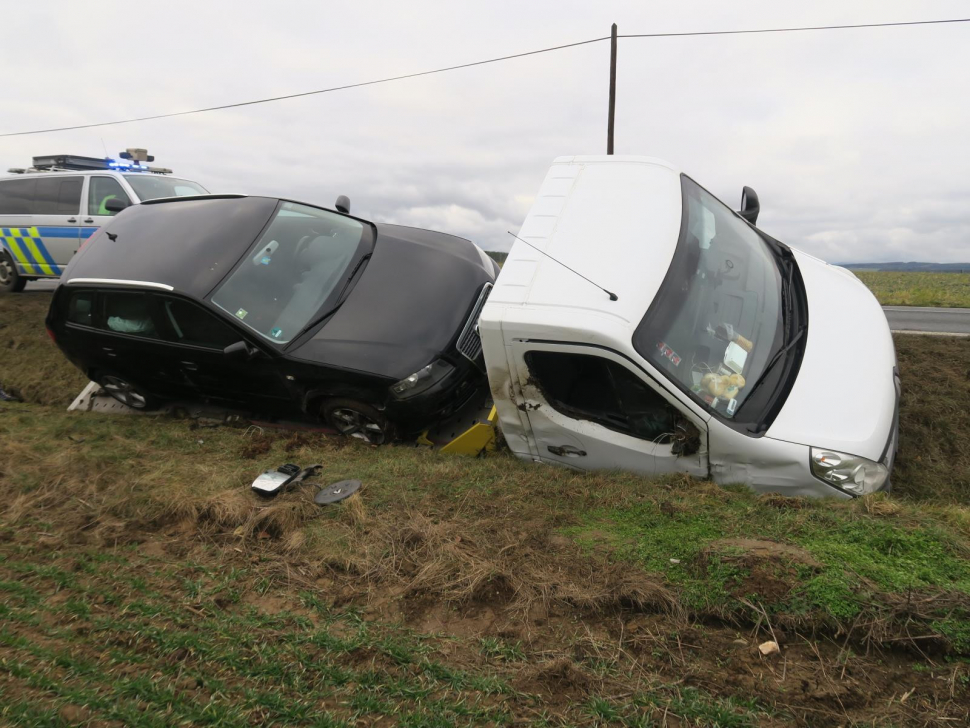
[180,361,199,371]
[548,445,586,457]
[102,347,117,358]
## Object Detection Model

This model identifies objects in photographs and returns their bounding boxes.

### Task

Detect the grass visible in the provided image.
[2,292,970,725]
[854,271,970,308]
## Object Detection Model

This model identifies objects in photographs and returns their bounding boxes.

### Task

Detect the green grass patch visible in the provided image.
[855,271,970,308]
[568,485,970,633]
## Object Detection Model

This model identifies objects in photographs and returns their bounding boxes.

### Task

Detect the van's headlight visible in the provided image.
[390,360,454,399]
[810,448,889,495]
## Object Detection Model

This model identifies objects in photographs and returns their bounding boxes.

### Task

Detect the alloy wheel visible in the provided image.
[0,256,15,286]
[329,407,387,445]
[101,376,149,409]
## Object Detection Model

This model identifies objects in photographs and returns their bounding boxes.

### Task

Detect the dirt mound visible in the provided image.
[512,658,592,701]
[699,538,821,603]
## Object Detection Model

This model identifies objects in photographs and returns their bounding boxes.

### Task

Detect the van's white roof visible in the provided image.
[489,156,684,326]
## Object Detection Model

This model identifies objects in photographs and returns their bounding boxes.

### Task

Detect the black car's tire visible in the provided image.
[0,252,26,293]
[97,373,159,411]
[321,399,394,445]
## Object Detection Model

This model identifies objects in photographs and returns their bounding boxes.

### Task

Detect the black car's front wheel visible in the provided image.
[322,399,394,445]
[0,251,27,293]
[97,374,158,411]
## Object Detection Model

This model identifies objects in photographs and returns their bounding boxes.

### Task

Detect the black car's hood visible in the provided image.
[289,224,495,380]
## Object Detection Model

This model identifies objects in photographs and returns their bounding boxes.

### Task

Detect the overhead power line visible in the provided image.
[619,16,970,38]
[0,36,609,138]
[2,17,967,138]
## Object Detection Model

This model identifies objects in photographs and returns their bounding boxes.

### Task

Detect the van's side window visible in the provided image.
[0,178,36,215]
[159,297,240,350]
[34,177,83,215]
[88,177,131,216]
[525,351,677,441]
[100,292,158,338]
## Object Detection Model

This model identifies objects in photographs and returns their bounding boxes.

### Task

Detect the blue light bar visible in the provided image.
[107,159,151,171]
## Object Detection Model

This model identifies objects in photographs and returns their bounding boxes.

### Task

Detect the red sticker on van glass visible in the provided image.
[657,341,682,366]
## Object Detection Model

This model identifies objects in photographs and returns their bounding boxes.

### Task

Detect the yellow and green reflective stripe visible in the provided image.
[1,226,57,276]
[1,233,38,275]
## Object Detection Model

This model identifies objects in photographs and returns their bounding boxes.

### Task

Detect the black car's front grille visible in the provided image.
[456,283,492,363]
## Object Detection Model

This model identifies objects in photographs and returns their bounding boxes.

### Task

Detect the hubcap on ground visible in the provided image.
[330,408,386,445]
[101,376,148,409]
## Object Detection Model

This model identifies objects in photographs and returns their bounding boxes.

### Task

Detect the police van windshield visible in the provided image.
[211,202,366,344]
[123,175,207,201]
[632,176,785,420]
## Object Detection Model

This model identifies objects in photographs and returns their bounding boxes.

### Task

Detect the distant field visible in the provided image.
[841,271,970,308]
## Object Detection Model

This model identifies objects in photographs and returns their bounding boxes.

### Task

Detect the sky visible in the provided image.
[1,1,968,262]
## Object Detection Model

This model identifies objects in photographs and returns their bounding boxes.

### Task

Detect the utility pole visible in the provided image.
[607,22,617,154]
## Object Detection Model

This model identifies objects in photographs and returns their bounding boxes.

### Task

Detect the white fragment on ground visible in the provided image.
[669,558,681,564]
[759,640,780,656]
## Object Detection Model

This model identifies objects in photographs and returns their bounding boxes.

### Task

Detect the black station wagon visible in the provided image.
[46,194,498,443]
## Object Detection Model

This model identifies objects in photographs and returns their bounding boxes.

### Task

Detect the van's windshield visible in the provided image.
[633,176,788,421]
[211,202,367,344]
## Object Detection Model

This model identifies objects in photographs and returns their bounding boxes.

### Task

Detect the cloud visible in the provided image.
[1,0,968,261]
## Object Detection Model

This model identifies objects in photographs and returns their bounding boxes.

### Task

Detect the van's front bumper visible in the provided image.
[877,367,902,493]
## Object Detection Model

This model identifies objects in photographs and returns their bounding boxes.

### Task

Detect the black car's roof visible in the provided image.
[61,195,476,302]
[62,196,281,299]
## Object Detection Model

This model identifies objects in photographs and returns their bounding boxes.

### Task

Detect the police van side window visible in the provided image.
[34,177,83,215]
[0,178,36,214]
[66,291,95,327]
[88,177,131,216]
[525,351,677,441]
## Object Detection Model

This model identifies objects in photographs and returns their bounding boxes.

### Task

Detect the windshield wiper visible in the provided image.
[296,254,372,336]
[738,323,806,421]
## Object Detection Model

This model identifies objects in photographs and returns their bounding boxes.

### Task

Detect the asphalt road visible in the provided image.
[882,306,970,335]
[17,280,970,335]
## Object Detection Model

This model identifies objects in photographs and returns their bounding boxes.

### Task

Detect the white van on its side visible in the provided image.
[0,159,207,293]
[480,155,898,498]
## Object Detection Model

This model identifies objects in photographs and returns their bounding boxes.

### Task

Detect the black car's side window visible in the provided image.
[524,350,677,441]
[99,292,159,339]
[159,297,240,350]
[66,291,95,327]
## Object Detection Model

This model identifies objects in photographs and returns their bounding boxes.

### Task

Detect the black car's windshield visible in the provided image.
[212,202,366,344]
[123,174,207,200]
[633,176,785,420]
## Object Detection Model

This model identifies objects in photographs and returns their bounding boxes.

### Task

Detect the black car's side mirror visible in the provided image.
[739,186,760,225]
[224,341,259,360]
[104,197,129,213]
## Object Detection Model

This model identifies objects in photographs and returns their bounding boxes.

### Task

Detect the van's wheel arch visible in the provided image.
[0,251,26,293]
[95,372,159,411]
[321,398,395,445]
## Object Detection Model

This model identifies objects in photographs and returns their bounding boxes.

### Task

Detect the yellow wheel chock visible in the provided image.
[439,406,498,457]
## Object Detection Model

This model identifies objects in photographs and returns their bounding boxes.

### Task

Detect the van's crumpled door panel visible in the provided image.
[507,340,708,477]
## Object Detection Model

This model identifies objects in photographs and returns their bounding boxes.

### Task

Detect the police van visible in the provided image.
[0,150,207,292]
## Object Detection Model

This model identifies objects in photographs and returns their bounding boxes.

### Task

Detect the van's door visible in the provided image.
[510,341,709,477]
[0,176,82,276]
[81,175,134,244]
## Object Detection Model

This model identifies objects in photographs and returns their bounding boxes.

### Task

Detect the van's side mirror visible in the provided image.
[224,341,258,360]
[104,197,128,213]
[739,186,760,225]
